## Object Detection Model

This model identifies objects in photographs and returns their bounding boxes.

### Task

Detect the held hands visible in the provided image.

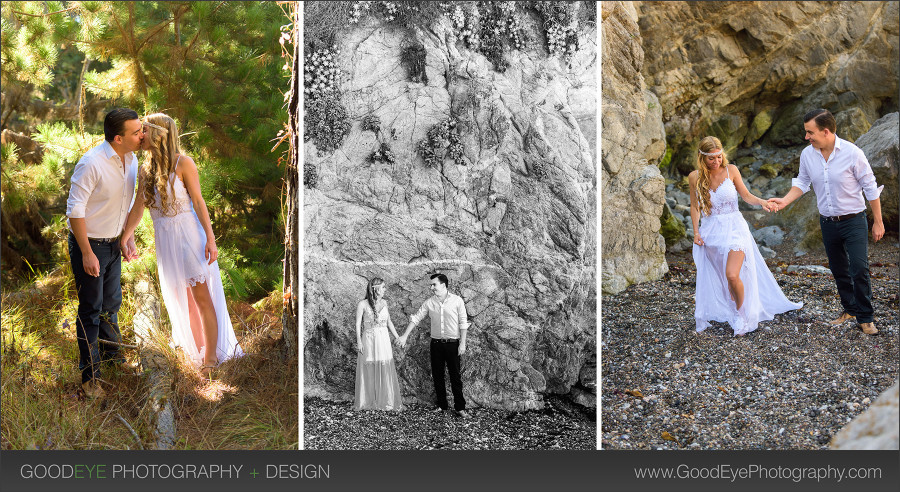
[205,240,218,264]
[766,197,786,213]
[396,334,407,348]
[120,235,139,262]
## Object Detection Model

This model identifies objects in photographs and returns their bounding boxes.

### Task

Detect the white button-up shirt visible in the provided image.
[792,135,883,217]
[410,293,469,340]
[66,141,138,238]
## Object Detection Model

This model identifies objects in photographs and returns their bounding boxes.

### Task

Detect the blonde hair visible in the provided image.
[694,136,729,217]
[141,113,183,215]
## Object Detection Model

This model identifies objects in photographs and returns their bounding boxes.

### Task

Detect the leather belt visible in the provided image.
[820,211,863,222]
[431,338,459,343]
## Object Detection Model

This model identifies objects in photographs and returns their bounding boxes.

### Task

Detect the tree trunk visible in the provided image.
[281,3,299,358]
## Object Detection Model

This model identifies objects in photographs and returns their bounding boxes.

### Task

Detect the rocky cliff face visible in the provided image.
[600,2,668,294]
[638,1,899,174]
[304,16,596,411]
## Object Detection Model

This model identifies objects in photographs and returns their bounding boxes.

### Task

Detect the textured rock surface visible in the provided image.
[638,1,899,174]
[856,112,899,230]
[305,16,596,411]
[600,1,668,294]
[831,380,899,450]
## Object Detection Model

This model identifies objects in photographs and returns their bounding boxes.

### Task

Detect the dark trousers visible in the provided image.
[820,212,874,323]
[68,232,123,383]
[430,339,466,411]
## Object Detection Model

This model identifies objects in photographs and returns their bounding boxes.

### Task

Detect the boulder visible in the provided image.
[601,1,668,294]
[855,112,899,230]
[305,13,596,411]
[752,225,785,248]
[831,380,899,450]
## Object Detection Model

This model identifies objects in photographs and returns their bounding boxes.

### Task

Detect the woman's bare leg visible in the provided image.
[186,287,204,353]
[725,250,746,311]
[189,282,219,369]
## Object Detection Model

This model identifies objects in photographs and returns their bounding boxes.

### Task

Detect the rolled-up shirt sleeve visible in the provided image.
[853,149,884,201]
[410,302,429,325]
[457,299,469,332]
[66,159,97,218]
[790,154,812,194]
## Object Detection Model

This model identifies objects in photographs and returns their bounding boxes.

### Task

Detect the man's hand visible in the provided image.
[873,221,885,242]
[83,251,100,277]
[458,340,466,356]
[397,335,407,348]
[767,197,785,212]
[120,235,139,261]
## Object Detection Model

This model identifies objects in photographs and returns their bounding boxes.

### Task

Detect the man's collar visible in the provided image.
[102,140,134,162]
[833,135,843,151]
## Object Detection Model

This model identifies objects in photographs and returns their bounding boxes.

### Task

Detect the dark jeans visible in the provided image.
[430,339,466,411]
[820,212,873,323]
[68,231,123,383]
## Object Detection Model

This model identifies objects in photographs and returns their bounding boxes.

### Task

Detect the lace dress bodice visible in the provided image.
[702,169,740,217]
[362,303,388,332]
[149,174,194,220]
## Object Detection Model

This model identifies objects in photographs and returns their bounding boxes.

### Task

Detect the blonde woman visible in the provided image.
[121,113,243,377]
[354,277,403,411]
[688,136,802,335]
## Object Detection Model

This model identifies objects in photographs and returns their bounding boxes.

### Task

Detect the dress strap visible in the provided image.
[174,154,182,172]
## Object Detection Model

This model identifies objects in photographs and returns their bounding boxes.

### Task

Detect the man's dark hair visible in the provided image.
[430,273,449,287]
[104,108,140,142]
[803,108,837,134]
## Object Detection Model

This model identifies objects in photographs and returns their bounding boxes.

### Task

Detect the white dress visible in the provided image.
[354,302,403,411]
[149,158,244,365]
[692,167,802,335]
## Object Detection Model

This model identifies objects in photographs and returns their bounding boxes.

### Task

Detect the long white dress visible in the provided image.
[354,302,403,411]
[149,159,244,365]
[693,167,802,335]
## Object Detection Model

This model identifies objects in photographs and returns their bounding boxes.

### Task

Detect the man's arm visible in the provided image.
[457,298,469,355]
[870,198,884,242]
[67,159,99,276]
[769,153,810,210]
[399,302,428,347]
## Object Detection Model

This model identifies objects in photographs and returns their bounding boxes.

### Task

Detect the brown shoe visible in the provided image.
[82,380,106,399]
[829,312,855,325]
[858,322,879,335]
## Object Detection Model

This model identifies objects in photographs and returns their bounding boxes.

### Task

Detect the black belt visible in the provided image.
[431,338,459,343]
[70,231,120,243]
[820,211,863,222]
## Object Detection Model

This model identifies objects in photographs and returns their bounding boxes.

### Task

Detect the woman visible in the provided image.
[689,136,802,335]
[121,113,243,378]
[354,277,403,410]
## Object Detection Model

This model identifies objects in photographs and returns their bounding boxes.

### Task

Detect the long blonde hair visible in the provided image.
[694,136,729,216]
[141,113,183,215]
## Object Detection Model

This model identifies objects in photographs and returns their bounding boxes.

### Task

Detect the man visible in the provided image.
[66,108,143,398]
[399,273,470,418]
[769,109,884,335]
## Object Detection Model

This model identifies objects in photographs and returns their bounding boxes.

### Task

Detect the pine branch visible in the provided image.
[9,6,77,18]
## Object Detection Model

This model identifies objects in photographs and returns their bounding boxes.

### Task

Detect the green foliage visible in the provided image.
[533,1,581,60]
[417,118,464,167]
[400,43,428,83]
[304,95,351,155]
[2,2,287,300]
[368,142,396,164]
[361,114,381,134]
[303,163,319,189]
[658,146,673,172]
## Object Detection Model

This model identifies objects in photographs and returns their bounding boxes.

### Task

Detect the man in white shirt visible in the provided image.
[769,109,885,335]
[399,273,470,417]
[66,108,143,398]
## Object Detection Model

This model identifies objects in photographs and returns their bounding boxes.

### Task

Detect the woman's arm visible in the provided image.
[120,168,148,259]
[730,164,768,208]
[355,301,365,353]
[688,171,704,246]
[386,305,400,339]
[178,156,218,264]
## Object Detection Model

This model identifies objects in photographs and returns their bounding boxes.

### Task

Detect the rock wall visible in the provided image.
[637,1,899,175]
[600,1,668,295]
[304,15,596,411]
[831,380,899,450]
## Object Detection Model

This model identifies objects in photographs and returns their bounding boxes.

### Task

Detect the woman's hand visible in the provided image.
[357,339,363,354]
[205,239,218,264]
[693,234,704,246]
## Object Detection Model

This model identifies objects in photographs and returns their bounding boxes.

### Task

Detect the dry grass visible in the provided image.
[1,270,297,450]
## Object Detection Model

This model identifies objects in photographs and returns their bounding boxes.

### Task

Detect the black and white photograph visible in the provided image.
[302,1,597,450]
[601,1,899,450]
